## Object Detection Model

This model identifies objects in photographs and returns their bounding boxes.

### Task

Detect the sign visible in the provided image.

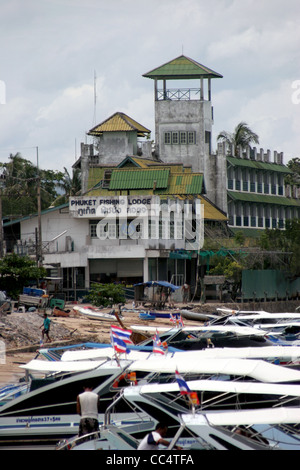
[69,195,156,218]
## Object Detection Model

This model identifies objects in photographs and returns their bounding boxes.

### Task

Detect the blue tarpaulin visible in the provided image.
[134,281,180,292]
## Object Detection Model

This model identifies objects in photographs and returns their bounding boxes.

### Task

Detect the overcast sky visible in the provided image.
[1,0,300,173]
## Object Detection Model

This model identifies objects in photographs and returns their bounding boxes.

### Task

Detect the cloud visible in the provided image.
[1,0,300,172]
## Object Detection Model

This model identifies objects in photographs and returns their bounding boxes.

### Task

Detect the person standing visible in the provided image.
[76,383,99,441]
[181,283,190,303]
[40,313,51,343]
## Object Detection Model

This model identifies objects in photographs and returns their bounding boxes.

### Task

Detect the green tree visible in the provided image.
[53,167,81,206]
[258,220,300,276]
[86,283,126,307]
[217,122,259,155]
[0,153,64,217]
[286,157,300,186]
[0,253,46,299]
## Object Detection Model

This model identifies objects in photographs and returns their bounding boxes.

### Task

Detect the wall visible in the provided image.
[242,269,300,301]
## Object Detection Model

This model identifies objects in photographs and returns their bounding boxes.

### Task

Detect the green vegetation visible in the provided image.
[86,283,126,307]
[0,253,46,299]
[0,153,81,217]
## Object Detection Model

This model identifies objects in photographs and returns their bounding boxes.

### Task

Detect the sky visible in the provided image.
[0,0,300,173]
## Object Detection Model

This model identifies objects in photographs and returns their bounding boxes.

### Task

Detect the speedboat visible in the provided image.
[0,350,154,448]
[167,407,300,450]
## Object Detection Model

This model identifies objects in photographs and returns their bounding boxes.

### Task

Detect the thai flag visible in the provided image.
[175,368,191,395]
[110,325,133,354]
[111,325,133,344]
[153,331,165,355]
[111,335,129,354]
[170,313,184,328]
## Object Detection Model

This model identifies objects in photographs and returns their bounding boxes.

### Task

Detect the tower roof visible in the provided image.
[143,55,223,80]
[87,112,151,137]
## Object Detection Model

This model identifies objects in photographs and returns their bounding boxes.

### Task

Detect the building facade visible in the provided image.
[3,54,300,300]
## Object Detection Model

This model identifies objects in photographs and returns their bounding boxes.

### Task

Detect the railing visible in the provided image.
[157,88,201,101]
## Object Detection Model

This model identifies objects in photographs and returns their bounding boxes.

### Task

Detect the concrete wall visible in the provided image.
[155,99,212,173]
[96,131,137,164]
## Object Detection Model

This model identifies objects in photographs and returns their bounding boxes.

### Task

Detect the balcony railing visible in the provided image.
[157,88,201,101]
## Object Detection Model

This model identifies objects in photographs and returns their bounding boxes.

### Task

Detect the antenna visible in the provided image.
[93,70,97,125]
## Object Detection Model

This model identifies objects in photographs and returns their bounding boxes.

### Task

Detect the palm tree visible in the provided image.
[217,122,259,156]
[54,167,81,205]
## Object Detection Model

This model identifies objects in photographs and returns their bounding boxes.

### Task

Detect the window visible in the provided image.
[172,132,179,144]
[180,131,187,144]
[188,131,196,144]
[164,132,171,144]
[164,130,196,145]
[102,170,112,188]
[90,222,98,238]
[243,181,248,191]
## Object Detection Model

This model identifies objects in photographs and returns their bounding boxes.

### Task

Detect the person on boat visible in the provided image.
[76,382,99,442]
[40,313,51,343]
[137,422,182,450]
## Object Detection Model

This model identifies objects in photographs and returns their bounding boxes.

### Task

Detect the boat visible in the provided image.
[210,311,300,339]
[62,367,300,451]
[139,312,156,321]
[130,324,272,338]
[0,350,154,447]
[168,407,300,450]
[134,326,275,351]
[180,309,219,322]
[73,305,120,321]
[128,356,300,383]
[120,380,300,450]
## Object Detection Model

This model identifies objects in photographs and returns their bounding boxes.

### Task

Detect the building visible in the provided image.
[220,143,300,235]
[3,54,300,300]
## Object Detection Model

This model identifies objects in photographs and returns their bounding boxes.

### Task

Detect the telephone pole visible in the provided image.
[36,147,42,267]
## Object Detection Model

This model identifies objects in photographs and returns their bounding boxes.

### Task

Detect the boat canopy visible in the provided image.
[126,379,300,397]
[128,357,300,383]
[182,407,300,427]
[20,359,110,373]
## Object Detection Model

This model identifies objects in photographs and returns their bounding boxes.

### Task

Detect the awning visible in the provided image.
[134,281,180,292]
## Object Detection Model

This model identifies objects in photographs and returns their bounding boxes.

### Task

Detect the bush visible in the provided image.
[86,283,126,307]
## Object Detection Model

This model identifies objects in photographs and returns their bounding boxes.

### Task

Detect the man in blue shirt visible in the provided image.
[40,313,51,343]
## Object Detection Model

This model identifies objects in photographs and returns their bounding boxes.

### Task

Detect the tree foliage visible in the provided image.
[217,122,259,155]
[0,253,46,299]
[53,167,81,206]
[0,153,65,217]
[258,220,300,276]
[286,157,300,186]
[86,283,126,307]
[0,153,82,217]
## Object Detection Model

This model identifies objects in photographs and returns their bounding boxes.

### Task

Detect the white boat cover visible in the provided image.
[60,347,150,362]
[128,357,300,383]
[60,346,300,363]
[126,379,300,397]
[182,407,300,427]
[20,359,113,372]
[130,325,267,335]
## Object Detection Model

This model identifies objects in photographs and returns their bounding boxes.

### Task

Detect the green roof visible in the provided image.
[227,156,292,173]
[109,169,170,190]
[228,190,300,207]
[155,173,204,195]
[143,55,223,80]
